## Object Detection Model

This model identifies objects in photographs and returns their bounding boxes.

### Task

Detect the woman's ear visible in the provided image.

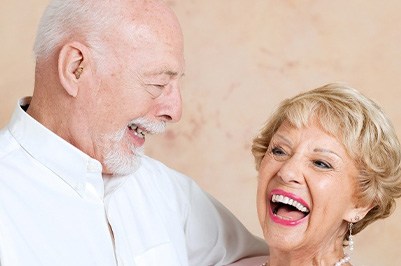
[344,203,374,223]
[58,42,89,97]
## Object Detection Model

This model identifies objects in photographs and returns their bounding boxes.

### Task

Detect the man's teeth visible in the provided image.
[129,124,146,138]
[271,194,309,213]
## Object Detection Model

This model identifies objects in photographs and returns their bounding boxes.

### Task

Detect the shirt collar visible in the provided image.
[7,97,104,199]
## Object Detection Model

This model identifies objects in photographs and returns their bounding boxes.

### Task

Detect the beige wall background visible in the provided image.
[1,1,400,265]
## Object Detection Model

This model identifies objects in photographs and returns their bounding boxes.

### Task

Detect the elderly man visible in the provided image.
[0,0,267,265]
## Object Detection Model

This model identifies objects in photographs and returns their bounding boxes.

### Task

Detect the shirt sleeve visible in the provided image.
[183,179,269,266]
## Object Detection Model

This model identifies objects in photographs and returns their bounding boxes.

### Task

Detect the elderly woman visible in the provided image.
[231,83,401,265]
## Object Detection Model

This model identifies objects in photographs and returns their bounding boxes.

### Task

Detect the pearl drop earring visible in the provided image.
[334,221,355,266]
[348,222,354,253]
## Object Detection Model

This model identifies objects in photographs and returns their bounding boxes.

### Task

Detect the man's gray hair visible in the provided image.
[33,0,122,60]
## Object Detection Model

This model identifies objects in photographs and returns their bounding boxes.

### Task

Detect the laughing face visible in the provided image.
[257,120,361,255]
[84,1,185,175]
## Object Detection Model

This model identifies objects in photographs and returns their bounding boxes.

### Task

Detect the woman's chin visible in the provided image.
[263,217,309,251]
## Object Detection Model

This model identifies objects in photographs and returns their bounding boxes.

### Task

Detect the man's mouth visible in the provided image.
[270,190,310,225]
[127,118,167,141]
[128,123,148,139]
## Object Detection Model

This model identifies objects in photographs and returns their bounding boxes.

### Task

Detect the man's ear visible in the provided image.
[58,42,89,97]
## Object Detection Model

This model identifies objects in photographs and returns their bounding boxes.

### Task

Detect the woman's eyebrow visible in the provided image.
[274,133,292,146]
[313,148,343,161]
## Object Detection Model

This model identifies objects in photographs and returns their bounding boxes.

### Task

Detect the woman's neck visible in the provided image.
[267,243,349,266]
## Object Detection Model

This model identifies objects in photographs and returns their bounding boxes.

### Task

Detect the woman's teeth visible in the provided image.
[271,194,310,213]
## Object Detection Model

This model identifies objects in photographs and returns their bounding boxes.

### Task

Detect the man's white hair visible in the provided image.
[33,0,122,60]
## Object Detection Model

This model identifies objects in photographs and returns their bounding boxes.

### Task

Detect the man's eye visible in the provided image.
[149,84,167,90]
[313,160,332,169]
[145,84,166,98]
[152,84,166,88]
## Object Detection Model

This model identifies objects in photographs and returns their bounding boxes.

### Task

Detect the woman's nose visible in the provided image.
[276,155,304,185]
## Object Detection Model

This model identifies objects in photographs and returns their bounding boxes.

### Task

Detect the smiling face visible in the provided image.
[257,120,360,257]
[81,1,185,175]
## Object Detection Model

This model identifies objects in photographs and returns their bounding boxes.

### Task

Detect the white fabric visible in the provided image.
[0,97,267,266]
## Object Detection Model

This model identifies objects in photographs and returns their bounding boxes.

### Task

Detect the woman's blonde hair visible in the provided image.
[252,83,401,238]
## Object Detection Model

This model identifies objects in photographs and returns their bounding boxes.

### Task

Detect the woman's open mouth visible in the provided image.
[269,189,310,226]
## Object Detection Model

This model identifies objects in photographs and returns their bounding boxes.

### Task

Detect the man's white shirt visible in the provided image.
[0,98,267,266]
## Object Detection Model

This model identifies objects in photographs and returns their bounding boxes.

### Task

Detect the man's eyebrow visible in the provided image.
[144,70,184,77]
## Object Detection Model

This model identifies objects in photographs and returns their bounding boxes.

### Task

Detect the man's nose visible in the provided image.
[156,82,182,123]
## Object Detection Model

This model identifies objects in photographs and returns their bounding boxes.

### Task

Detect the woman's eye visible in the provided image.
[269,146,289,161]
[271,147,286,156]
[272,147,285,155]
[313,160,332,169]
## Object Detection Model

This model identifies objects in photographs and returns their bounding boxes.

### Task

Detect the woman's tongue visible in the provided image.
[276,205,305,220]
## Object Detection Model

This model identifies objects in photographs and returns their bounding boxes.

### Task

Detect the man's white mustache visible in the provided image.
[128,117,166,134]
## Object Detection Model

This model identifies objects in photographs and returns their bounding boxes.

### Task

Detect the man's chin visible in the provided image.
[110,160,142,176]
[104,150,144,176]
